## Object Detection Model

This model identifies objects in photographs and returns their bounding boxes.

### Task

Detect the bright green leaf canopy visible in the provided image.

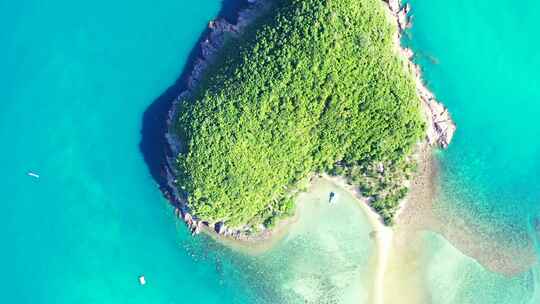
[172,0,424,227]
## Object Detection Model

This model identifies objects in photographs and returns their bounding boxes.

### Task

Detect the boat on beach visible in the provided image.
[329,192,337,204]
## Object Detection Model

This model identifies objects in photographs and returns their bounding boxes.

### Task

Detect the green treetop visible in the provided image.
[172,0,424,227]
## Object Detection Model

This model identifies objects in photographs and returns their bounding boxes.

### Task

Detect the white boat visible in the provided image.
[329,192,337,204]
[27,172,40,178]
[138,275,146,285]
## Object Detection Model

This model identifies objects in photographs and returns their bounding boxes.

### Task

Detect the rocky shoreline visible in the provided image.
[164,0,271,240]
[163,0,456,241]
[383,0,456,148]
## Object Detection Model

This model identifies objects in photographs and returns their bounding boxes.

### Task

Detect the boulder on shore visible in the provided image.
[424,99,456,148]
[387,0,400,13]
[214,222,226,235]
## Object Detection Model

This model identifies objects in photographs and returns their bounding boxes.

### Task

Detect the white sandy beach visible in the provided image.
[323,175,394,304]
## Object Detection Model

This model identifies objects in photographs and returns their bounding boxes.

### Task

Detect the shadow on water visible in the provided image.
[139,0,249,188]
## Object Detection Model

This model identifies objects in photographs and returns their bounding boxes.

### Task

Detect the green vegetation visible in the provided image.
[172,0,424,228]
[329,159,416,224]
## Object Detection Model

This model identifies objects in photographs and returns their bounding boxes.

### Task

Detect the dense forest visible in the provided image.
[171,0,424,228]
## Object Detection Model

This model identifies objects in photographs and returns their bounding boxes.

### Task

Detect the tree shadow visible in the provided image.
[139,0,249,189]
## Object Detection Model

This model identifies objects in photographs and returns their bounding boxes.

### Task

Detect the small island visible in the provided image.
[164,0,455,239]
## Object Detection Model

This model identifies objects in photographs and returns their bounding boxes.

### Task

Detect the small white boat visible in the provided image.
[138,275,146,285]
[329,192,337,204]
[27,172,40,179]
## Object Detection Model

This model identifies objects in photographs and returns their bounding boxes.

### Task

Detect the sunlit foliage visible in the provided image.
[172,0,424,227]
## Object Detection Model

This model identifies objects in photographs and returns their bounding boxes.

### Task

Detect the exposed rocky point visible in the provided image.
[383,0,456,149]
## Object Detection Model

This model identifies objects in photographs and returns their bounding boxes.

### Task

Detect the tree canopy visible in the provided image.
[172,0,424,227]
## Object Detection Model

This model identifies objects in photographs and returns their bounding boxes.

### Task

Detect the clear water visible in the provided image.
[259,179,375,303]
[3,0,540,303]
[421,232,534,304]
[407,0,540,240]
[406,0,540,302]
[0,0,259,302]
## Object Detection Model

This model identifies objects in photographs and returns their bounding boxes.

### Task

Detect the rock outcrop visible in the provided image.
[383,0,456,149]
[416,78,456,148]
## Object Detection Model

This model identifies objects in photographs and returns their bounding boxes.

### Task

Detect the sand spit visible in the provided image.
[323,175,393,304]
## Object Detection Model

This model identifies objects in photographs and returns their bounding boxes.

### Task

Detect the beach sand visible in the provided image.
[201,208,301,256]
[204,142,534,303]
[205,150,429,303]
[323,175,394,304]
[204,177,379,302]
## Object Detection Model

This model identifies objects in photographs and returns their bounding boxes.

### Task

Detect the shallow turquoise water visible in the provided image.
[3,0,540,303]
[0,0,260,302]
[421,232,533,304]
[407,0,540,302]
[261,179,375,303]
[408,0,540,236]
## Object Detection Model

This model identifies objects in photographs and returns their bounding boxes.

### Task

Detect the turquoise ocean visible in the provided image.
[406,0,540,303]
[0,0,538,303]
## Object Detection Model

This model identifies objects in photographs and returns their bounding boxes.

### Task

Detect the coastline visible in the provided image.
[383,0,456,149]
[160,2,456,301]
[383,0,533,280]
[163,0,455,249]
[320,147,436,304]
[163,0,271,240]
